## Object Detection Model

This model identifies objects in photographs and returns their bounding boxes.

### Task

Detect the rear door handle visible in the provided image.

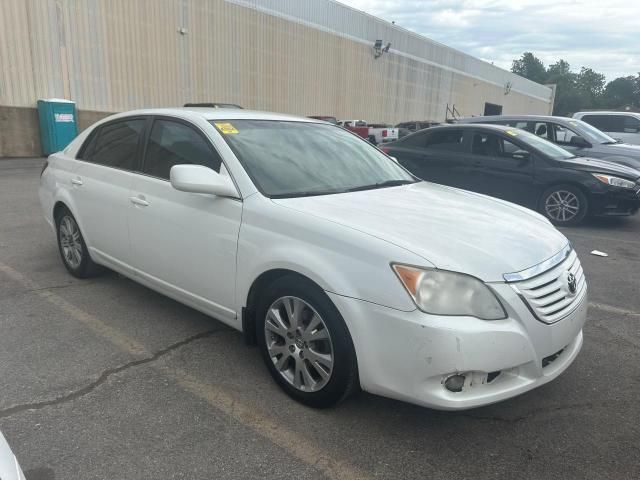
[130,195,149,207]
[71,178,83,186]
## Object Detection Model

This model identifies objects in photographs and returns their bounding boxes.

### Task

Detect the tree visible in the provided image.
[547,59,572,78]
[575,67,606,107]
[511,52,547,84]
[546,60,580,115]
[603,76,637,108]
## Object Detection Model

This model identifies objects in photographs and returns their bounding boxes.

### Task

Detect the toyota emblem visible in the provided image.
[567,272,577,295]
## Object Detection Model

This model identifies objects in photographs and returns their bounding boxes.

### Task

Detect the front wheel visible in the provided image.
[256,275,358,408]
[539,185,588,226]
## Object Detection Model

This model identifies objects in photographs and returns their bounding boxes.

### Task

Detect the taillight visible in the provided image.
[40,160,49,177]
[382,129,388,137]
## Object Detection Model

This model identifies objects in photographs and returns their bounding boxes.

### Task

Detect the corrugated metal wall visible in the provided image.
[0,0,553,123]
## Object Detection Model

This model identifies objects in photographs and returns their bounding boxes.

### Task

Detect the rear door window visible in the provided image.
[424,130,465,152]
[582,115,624,132]
[471,132,526,158]
[532,122,551,139]
[142,119,222,180]
[400,131,429,147]
[85,119,146,170]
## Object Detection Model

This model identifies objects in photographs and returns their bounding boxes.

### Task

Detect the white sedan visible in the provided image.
[39,108,587,410]
[0,431,25,480]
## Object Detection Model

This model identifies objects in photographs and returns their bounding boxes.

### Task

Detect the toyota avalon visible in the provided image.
[39,108,587,410]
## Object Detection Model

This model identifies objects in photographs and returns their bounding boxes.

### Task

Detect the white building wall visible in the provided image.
[0,0,553,122]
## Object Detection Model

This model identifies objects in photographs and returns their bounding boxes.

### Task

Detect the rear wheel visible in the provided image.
[539,185,588,226]
[256,275,358,408]
[55,207,101,278]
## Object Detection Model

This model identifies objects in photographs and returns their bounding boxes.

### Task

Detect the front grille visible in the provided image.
[512,249,587,324]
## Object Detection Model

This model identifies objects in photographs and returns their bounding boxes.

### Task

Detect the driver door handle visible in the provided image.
[130,195,149,207]
[71,178,83,186]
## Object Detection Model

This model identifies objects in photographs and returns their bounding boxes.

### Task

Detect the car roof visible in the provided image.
[426,123,520,133]
[458,115,574,123]
[575,111,640,116]
[100,108,319,123]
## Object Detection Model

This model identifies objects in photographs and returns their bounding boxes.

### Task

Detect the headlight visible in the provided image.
[392,265,507,320]
[592,173,636,189]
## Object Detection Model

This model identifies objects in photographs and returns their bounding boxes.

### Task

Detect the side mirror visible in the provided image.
[569,135,591,148]
[170,164,239,198]
[512,150,530,161]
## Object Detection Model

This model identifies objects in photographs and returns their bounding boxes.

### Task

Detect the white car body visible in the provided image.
[573,111,640,145]
[40,108,587,410]
[368,126,399,144]
[0,431,26,480]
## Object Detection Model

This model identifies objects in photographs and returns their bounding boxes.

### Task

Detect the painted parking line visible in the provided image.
[588,302,640,317]
[0,262,147,355]
[0,261,372,480]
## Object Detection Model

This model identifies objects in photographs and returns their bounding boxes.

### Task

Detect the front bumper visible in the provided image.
[590,185,640,216]
[328,282,587,410]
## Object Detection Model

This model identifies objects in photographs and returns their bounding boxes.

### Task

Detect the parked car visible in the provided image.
[458,115,640,170]
[307,116,339,125]
[0,431,25,480]
[395,120,440,133]
[184,102,243,109]
[573,111,640,145]
[339,119,369,139]
[367,123,398,145]
[41,108,587,410]
[382,124,640,225]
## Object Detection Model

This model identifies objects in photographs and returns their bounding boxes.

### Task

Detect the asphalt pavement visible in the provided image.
[1,157,638,480]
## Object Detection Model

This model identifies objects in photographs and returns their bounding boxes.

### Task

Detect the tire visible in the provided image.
[55,207,102,278]
[368,135,377,145]
[256,275,359,408]
[539,184,588,226]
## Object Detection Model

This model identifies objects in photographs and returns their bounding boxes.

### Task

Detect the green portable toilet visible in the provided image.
[37,98,79,155]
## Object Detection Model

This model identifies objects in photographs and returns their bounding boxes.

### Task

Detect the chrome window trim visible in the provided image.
[502,243,572,283]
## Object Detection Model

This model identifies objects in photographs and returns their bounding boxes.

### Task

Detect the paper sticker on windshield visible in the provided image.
[506,130,518,136]
[214,122,239,134]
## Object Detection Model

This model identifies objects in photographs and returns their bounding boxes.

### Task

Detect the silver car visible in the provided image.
[458,115,640,170]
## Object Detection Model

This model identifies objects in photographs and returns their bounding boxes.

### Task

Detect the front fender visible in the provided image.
[235,198,423,314]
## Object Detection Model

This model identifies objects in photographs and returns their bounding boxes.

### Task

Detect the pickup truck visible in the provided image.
[340,120,370,140]
[367,124,399,145]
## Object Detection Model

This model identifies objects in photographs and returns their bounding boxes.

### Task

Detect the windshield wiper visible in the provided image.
[271,189,344,199]
[346,179,418,192]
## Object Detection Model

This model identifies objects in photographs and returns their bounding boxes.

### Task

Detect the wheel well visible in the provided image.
[242,269,322,345]
[53,201,68,221]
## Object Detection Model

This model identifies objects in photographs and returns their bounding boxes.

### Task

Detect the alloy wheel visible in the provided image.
[545,190,580,222]
[264,296,334,392]
[59,215,83,269]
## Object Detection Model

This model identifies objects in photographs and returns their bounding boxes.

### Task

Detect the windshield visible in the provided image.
[566,119,617,144]
[510,129,576,160]
[213,120,416,197]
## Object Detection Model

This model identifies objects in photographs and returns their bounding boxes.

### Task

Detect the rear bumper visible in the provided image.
[328,282,587,410]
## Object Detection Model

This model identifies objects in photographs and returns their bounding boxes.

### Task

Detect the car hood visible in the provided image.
[273,182,569,282]
[596,143,640,168]
[559,156,640,179]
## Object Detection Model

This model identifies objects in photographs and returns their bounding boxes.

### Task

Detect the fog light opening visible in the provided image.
[444,374,466,393]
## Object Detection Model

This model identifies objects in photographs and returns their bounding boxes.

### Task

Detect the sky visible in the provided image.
[337,0,639,81]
